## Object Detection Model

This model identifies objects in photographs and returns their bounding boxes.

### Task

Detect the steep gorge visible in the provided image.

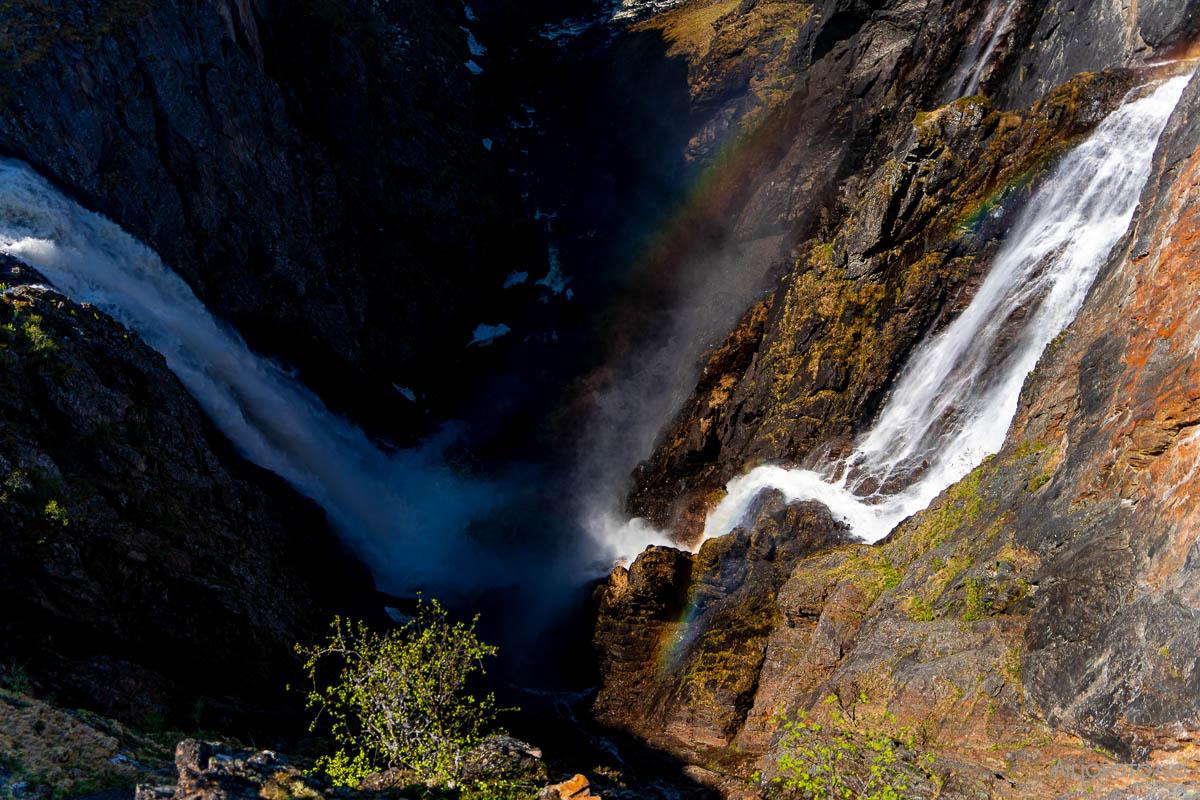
[2,0,1200,798]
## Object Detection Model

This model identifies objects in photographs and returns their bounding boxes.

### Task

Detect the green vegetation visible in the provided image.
[0,297,56,354]
[903,596,934,622]
[41,499,69,527]
[296,600,501,789]
[962,577,986,622]
[19,313,54,352]
[770,693,937,799]
[1025,470,1052,494]
[0,660,30,694]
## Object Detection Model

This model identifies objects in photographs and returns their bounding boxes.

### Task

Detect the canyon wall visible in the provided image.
[595,1,1200,796]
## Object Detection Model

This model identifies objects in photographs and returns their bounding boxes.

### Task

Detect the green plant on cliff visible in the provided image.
[296,601,500,788]
[770,693,937,800]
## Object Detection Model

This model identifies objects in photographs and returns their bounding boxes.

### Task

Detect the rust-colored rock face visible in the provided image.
[1000,71,1200,758]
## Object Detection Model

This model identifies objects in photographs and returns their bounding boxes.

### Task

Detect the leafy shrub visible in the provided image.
[297,600,500,788]
[42,499,69,527]
[0,659,31,694]
[770,693,937,800]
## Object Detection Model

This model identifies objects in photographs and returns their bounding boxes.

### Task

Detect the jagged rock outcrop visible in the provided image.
[594,493,851,757]
[632,0,813,160]
[0,0,539,437]
[0,264,377,730]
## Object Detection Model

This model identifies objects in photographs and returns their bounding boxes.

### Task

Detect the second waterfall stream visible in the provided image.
[702,73,1191,546]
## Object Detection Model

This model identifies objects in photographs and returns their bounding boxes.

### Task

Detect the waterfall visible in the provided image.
[0,160,503,592]
[704,73,1191,545]
[948,0,1018,99]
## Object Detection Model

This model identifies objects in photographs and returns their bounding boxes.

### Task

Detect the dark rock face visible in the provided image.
[997,0,1200,109]
[0,0,538,437]
[0,270,376,730]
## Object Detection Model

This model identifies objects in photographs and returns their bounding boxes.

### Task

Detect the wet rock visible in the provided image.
[594,493,848,758]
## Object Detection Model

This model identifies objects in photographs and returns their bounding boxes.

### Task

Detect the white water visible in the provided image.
[0,160,504,591]
[949,0,1018,99]
[702,74,1191,545]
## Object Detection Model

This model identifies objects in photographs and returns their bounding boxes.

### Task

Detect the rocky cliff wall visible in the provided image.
[0,260,377,732]
[595,1,1200,796]
[0,0,539,438]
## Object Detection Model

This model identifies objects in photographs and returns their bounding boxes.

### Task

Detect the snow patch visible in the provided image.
[468,323,510,347]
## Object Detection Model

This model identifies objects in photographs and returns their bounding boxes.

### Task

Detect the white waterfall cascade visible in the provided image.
[949,0,1019,99]
[0,160,503,590]
[703,73,1191,545]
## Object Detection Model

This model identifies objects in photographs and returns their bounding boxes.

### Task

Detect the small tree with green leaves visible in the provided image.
[770,692,938,800]
[296,600,500,788]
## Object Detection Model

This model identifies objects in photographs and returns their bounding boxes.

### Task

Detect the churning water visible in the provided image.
[0,160,505,592]
[701,73,1191,545]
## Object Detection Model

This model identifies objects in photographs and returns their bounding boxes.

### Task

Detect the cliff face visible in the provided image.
[0,264,376,731]
[0,0,538,437]
[626,0,1200,537]
[595,0,1200,796]
[630,68,1138,541]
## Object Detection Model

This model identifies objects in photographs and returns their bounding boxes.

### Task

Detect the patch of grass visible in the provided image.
[1026,471,1052,494]
[962,577,986,622]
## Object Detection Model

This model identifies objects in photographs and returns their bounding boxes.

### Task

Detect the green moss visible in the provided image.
[904,596,934,622]
[1026,471,1052,494]
[962,577,986,622]
[812,241,835,264]
[841,550,903,601]
[1011,438,1050,460]
[891,461,988,563]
